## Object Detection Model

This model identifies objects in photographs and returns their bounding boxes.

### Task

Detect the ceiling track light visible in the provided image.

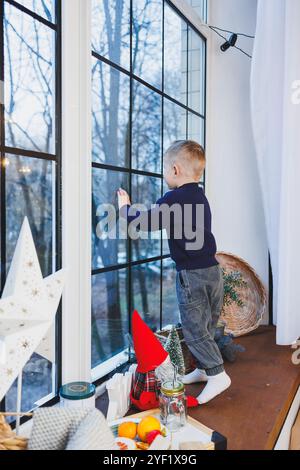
[209,26,253,59]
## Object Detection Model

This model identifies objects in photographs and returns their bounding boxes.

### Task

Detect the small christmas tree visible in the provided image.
[165,326,185,376]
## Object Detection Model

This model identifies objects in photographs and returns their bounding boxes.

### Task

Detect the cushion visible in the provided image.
[66,409,115,450]
[28,407,89,450]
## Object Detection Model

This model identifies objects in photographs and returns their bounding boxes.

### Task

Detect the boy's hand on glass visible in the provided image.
[117,188,131,209]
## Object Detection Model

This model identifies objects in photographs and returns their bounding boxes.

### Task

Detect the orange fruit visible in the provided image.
[137,416,161,443]
[118,421,137,440]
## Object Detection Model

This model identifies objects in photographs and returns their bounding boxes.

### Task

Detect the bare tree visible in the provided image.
[4,2,54,276]
[92,0,163,358]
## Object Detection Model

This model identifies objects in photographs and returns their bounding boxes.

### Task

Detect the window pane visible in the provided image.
[187,113,205,185]
[161,176,170,256]
[164,4,187,105]
[5,154,55,277]
[163,98,186,154]
[185,0,207,23]
[90,0,206,377]
[132,0,163,89]
[132,261,161,331]
[92,0,130,70]
[5,351,55,419]
[92,60,130,166]
[131,175,161,261]
[162,224,169,256]
[162,115,205,254]
[188,27,205,116]
[162,99,187,255]
[4,3,55,153]
[188,112,205,146]
[92,168,129,270]
[132,81,162,173]
[162,258,180,328]
[4,153,56,415]
[14,0,55,23]
[92,269,128,367]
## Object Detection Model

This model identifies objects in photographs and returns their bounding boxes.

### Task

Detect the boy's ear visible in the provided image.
[173,164,179,176]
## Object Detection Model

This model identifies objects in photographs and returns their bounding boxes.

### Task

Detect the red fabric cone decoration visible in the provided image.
[132,310,168,373]
[186,395,199,408]
[130,370,160,411]
[130,311,200,411]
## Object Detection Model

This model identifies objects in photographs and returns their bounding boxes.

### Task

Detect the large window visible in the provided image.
[91,0,206,375]
[186,0,207,22]
[0,0,61,416]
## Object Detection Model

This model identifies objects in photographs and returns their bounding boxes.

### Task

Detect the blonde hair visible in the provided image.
[165,140,206,180]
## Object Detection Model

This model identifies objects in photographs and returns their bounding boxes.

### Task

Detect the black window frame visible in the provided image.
[0,0,62,420]
[91,0,207,374]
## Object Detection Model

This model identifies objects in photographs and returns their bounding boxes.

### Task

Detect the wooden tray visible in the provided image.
[129,408,227,451]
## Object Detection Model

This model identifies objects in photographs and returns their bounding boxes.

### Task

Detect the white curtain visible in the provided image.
[251,0,300,345]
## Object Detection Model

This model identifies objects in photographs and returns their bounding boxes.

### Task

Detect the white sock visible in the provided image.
[182,369,208,385]
[197,371,231,404]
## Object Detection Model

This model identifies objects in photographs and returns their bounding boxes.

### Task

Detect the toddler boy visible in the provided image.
[118,141,231,404]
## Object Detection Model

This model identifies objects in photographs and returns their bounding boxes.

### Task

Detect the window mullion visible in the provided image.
[61,0,92,383]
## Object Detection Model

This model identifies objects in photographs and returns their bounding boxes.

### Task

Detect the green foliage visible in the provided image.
[165,327,185,376]
[222,269,247,314]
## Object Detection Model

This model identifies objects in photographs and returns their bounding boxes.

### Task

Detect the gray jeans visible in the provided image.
[176,265,224,376]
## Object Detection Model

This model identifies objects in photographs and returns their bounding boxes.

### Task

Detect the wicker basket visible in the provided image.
[0,413,29,451]
[216,252,267,337]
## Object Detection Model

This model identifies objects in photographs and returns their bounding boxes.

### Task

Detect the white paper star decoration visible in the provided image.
[0,217,66,401]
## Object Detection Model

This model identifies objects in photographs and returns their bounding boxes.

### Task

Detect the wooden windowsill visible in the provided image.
[184,326,300,450]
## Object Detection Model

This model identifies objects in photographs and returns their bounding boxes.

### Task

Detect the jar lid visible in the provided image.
[60,382,95,400]
[161,380,185,396]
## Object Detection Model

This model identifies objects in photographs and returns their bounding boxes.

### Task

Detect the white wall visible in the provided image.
[206,0,269,322]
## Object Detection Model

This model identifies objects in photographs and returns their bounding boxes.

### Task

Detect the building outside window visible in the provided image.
[0,0,61,416]
[91,0,207,377]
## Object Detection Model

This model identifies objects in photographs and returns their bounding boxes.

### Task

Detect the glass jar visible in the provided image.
[59,382,96,409]
[159,380,187,432]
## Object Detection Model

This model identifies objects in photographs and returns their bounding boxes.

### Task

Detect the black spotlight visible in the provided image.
[220,33,238,52]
